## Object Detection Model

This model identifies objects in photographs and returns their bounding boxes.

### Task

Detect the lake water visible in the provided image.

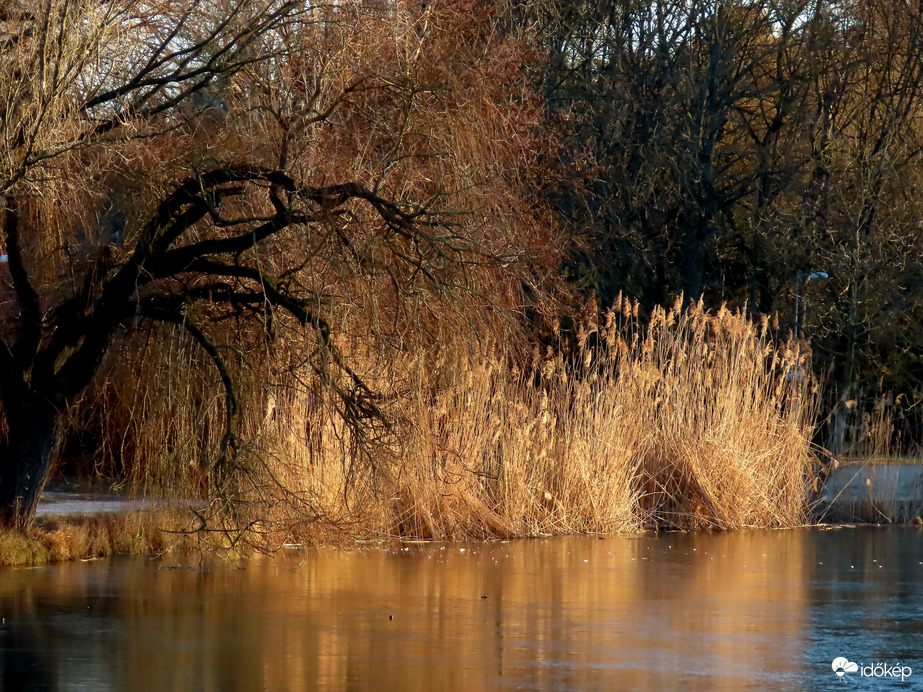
[1,528,920,691]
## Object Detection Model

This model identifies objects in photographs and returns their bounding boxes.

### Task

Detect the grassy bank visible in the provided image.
[0,510,200,567]
[39,299,818,556]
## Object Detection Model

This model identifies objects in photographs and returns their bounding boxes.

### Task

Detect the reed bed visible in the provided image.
[65,297,817,546]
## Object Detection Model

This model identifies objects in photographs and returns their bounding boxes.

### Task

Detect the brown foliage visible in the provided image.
[0,1,562,530]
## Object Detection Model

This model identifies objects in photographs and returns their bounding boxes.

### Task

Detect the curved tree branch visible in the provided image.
[138,305,239,468]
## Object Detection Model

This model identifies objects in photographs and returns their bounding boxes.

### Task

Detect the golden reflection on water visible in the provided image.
[270,532,811,690]
[0,530,827,690]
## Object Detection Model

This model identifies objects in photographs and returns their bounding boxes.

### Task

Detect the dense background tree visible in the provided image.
[508,0,923,455]
[796,1,923,452]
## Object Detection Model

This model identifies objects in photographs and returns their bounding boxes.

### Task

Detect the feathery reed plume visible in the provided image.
[66,299,816,544]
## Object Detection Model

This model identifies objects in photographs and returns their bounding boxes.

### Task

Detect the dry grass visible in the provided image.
[209,297,815,540]
[0,509,205,566]
[836,392,923,463]
[59,298,818,548]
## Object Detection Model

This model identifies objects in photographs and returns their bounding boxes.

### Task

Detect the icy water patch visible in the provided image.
[35,492,152,517]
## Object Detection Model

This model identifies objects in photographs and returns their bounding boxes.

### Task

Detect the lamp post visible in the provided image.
[794,270,828,339]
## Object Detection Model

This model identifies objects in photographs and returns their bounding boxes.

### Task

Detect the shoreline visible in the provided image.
[2,487,921,568]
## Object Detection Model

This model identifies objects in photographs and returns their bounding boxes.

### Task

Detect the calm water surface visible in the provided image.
[1,528,921,691]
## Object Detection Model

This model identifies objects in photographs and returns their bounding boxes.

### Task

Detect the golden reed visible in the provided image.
[64,297,817,547]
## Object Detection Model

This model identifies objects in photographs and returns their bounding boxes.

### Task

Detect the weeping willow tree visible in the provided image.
[0,0,560,531]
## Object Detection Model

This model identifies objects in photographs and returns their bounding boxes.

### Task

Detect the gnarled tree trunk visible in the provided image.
[0,398,60,531]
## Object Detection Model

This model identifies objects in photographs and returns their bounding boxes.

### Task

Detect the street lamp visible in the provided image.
[794,270,828,339]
